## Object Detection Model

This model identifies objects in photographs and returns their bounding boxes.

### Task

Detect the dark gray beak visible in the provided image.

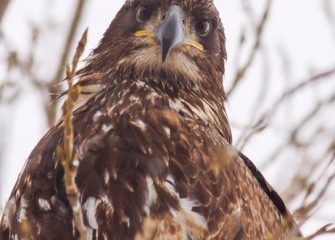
[156,6,185,62]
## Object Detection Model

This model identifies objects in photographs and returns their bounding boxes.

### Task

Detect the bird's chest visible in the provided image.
[75,94,226,239]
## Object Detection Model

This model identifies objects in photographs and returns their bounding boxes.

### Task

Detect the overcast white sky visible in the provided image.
[1,0,335,238]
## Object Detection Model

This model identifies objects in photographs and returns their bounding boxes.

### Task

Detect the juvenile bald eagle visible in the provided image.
[1,0,300,239]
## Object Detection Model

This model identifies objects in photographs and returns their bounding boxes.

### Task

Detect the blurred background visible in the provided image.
[0,0,334,238]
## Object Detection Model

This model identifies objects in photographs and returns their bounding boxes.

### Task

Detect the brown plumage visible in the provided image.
[1,0,301,239]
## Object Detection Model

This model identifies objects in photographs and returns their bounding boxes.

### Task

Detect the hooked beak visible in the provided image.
[156,6,185,62]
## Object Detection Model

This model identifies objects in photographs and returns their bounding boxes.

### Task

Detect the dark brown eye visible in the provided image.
[136,6,152,22]
[195,20,211,37]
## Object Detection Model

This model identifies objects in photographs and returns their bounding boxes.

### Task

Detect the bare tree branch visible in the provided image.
[294,151,335,224]
[227,0,273,96]
[0,0,10,24]
[57,29,88,240]
[238,67,335,148]
[47,0,87,127]
[269,68,335,117]
[306,223,335,239]
[259,92,335,170]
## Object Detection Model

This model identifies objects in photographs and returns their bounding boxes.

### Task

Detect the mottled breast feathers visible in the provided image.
[1,0,300,240]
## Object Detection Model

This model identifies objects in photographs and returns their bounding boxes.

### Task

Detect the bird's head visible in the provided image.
[87,0,227,91]
[78,0,231,142]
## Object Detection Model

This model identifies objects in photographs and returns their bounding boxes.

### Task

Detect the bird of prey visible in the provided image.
[1,0,301,239]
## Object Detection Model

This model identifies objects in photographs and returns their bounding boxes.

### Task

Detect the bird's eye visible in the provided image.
[195,20,211,37]
[136,6,152,22]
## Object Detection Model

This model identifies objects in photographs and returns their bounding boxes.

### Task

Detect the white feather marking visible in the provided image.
[146,91,159,100]
[36,154,42,163]
[104,170,109,184]
[24,175,32,187]
[100,194,109,203]
[87,229,94,240]
[38,198,51,211]
[135,80,145,88]
[164,175,176,194]
[15,189,20,199]
[166,174,175,185]
[200,99,220,126]
[129,95,140,102]
[168,197,208,238]
[148,147,153,155]
[93,111,103,121]
[163,126,171,138]
[187,104,209,122]
[36,223,42,235]
[2,198,16,228]
[144,177,157,215]
[169,97,219,128]
[107,104,117,116]
[83,197,101,229]
[178,198,207,229]
[18,197,29,222]
[165,175,208,234]
[122,216,130,228]
[102,233,108,240]
[102,124,113,133]
[168,98,185,114]
[130,119,147,131]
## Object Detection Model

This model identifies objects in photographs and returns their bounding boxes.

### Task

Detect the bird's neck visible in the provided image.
[75,63,232,142]
[103,76,232,142]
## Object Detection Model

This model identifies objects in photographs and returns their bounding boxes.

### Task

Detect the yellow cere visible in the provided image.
[185,40,204,51]
[135,30,156,45]
[135,30,203,50]
[135,30,155,37]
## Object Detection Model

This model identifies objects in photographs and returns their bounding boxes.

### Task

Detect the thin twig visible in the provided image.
[294,150,335,223]
[241,67,335,145]
[47,0,87,127]
[260,92,335,170]
[306,223,335,239]
[235,48,270,150]
[269,68,335,117]
[0,0,10,24]
[57,29,88,240]
[227,0,273,96]
[283,137,335,202]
